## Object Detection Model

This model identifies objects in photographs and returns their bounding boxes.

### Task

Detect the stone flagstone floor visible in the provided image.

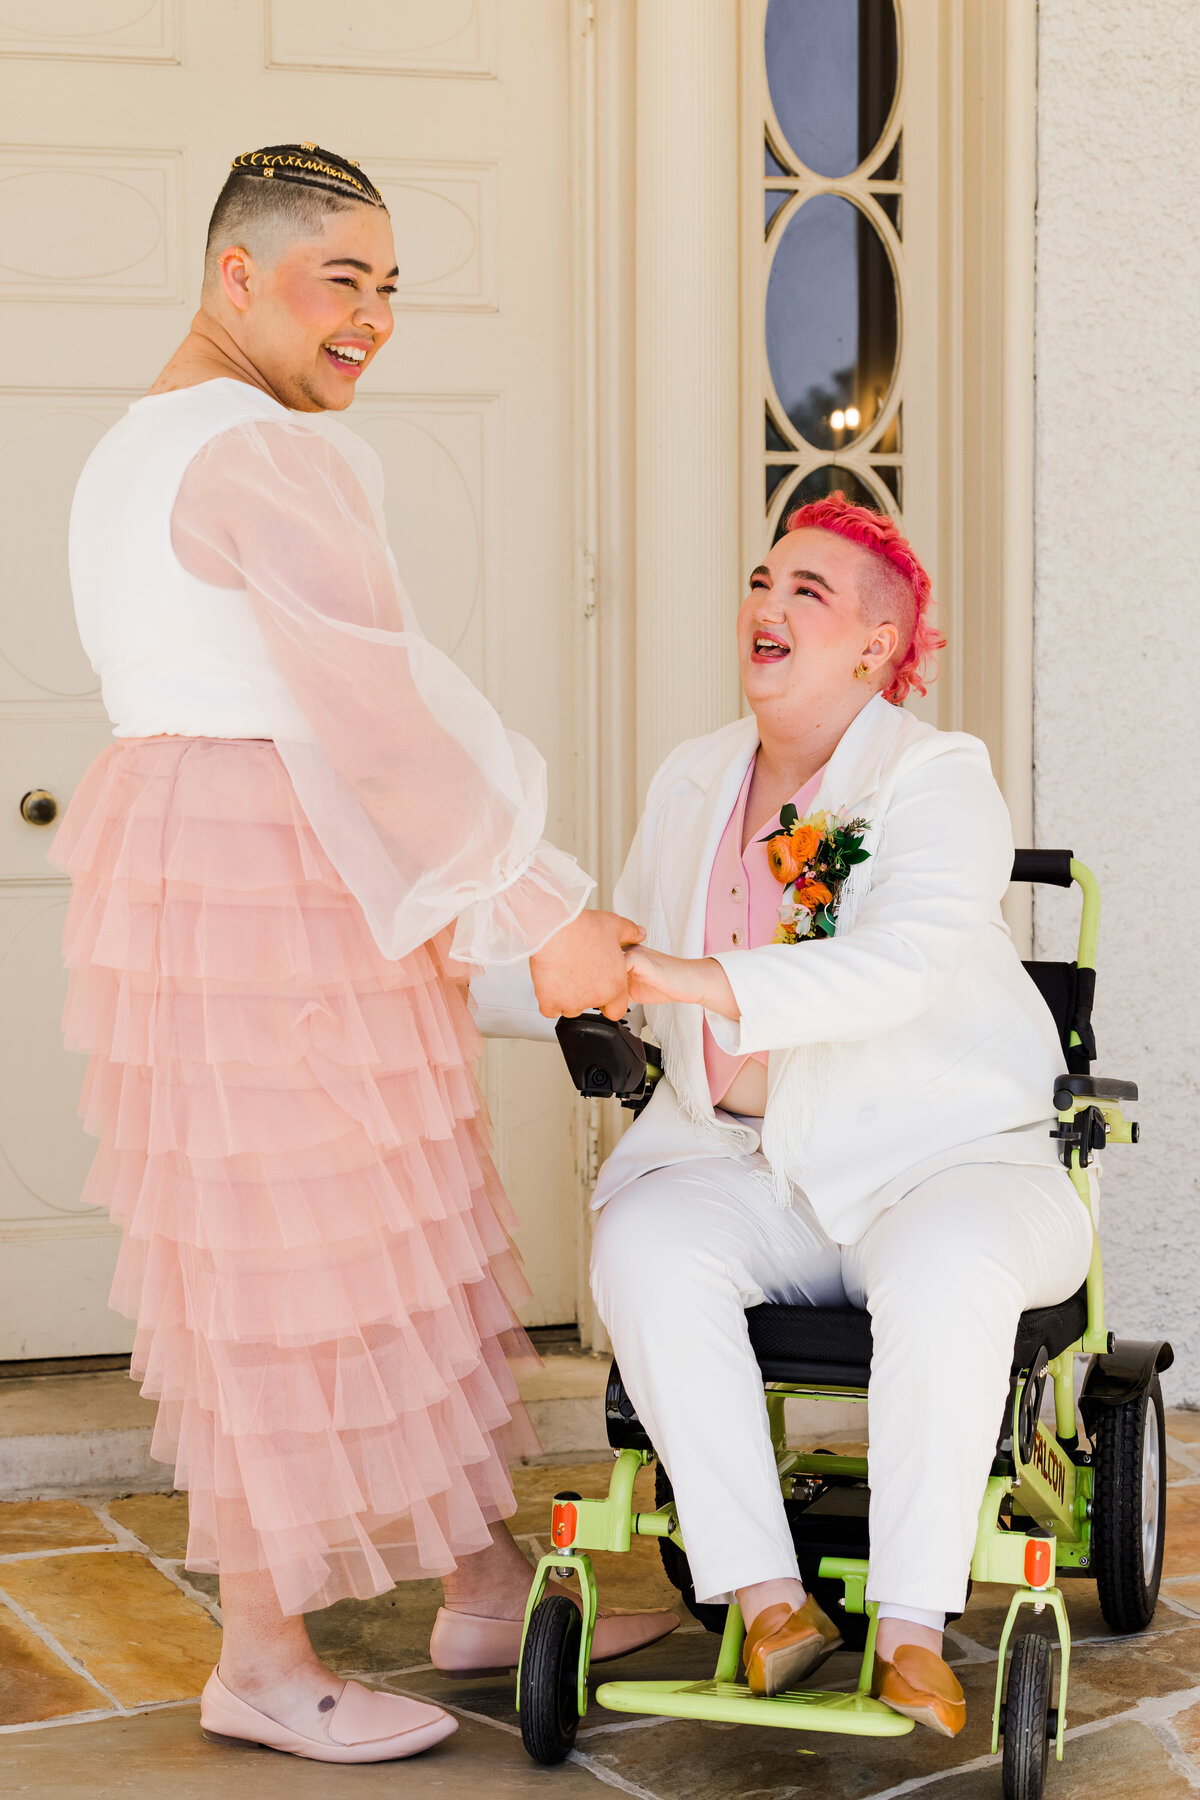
[6,1421,1200,1797]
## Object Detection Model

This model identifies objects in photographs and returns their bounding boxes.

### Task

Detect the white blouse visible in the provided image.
[68,378,593,966]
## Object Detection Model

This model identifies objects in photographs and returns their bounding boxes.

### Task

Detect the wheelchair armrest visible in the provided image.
[1050,1074,1140,1167]
[555,1013,648,1103]
[1053,1074,1138,1109]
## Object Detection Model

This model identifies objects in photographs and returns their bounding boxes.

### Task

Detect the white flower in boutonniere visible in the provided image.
[759,805,871,945]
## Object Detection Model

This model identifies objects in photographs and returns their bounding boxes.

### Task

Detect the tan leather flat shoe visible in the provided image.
[742,1596,844,1697]
[199,1668,457,1762]
[872,1643,966,1737]
[430,1603,678,1676]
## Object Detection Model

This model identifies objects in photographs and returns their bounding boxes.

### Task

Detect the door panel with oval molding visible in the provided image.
[0,0,581,1356]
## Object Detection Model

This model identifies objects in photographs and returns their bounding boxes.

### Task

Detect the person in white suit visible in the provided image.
[587,494,1093,1736]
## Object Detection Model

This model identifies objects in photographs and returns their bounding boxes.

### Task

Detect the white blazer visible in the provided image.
[591,694,1065,1244]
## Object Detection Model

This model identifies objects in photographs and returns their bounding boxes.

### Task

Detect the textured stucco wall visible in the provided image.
[1035,3,1200,1396]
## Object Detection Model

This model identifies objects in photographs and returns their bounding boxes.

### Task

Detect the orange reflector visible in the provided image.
[551,1501,578,1550]
[1024,1537,1052,1588]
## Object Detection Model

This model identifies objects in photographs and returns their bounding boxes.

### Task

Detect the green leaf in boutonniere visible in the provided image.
[779,802,799,833]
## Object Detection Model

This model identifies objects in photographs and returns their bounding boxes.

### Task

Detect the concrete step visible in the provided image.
[0,1370,161,1497]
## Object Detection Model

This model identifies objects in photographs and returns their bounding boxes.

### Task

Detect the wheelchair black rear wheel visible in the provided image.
[1001,1630,1053,1800]
[1092,1374,1167,1633]
[654,1464,730,1634]
[519,1595,582,1765]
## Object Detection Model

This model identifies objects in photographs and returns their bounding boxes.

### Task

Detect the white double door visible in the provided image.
[0,0,587,1355]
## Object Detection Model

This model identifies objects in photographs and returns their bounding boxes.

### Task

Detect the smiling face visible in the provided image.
[212,204,398,412]
[737,526,902,724]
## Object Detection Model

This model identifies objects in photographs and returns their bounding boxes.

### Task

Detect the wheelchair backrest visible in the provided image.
[1011,849,1097,1076]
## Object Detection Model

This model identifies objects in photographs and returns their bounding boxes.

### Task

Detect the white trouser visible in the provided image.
[590,1155,1093,1613]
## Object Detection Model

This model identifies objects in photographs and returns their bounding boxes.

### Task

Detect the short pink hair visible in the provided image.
[784,493,944,705]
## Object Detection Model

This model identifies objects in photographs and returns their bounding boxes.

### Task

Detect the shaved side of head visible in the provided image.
[202,176,365,292]
[855,545,916,655]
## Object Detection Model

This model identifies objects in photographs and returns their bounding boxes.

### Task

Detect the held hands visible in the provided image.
[624,946,741,1021]
[529,916,743,1025]
[530,909,646,1021]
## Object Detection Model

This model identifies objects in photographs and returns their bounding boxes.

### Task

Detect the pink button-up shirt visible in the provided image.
[702,758,825,1108]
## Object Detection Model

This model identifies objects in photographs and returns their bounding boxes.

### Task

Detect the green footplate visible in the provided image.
[595,1679,915,1736]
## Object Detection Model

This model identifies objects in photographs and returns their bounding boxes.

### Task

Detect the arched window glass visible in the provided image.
[761,0,904,539]
[765,192,897,450]
[765,0,897,178]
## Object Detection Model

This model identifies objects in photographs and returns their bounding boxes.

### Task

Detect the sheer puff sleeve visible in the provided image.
[171,415,593,965]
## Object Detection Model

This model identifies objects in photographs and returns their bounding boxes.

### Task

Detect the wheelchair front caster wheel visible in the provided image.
[519,1595,582,1765]
[1002,1631,1053,1800]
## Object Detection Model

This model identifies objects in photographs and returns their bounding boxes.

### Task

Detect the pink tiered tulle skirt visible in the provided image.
[53,736,540,1616]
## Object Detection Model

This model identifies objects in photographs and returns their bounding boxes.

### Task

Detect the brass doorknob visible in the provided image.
[20,790,57,826]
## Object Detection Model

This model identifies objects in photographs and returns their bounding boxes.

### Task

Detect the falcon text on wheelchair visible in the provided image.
[516,851,1168,1800]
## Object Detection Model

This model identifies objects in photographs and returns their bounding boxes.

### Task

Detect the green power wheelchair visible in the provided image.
[516,850,1170,1800]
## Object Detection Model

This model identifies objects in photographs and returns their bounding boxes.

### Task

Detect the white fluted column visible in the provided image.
[635,0,742,797]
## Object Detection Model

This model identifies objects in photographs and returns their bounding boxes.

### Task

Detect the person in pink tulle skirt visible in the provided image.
[54,143,675,1765]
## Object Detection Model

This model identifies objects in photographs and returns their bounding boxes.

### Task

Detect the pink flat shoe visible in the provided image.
[200,1668,457,1762]
[430,1603,679,1676]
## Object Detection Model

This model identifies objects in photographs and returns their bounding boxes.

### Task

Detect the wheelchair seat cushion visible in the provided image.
[745,1284,1089,1388]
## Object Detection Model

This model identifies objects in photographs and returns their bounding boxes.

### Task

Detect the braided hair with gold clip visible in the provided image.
[228,143,384,207]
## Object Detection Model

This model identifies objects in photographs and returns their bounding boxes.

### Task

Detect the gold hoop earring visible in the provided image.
[854,661,869,681]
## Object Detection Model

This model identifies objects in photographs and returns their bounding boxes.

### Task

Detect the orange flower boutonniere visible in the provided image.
[758,805,870,944]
